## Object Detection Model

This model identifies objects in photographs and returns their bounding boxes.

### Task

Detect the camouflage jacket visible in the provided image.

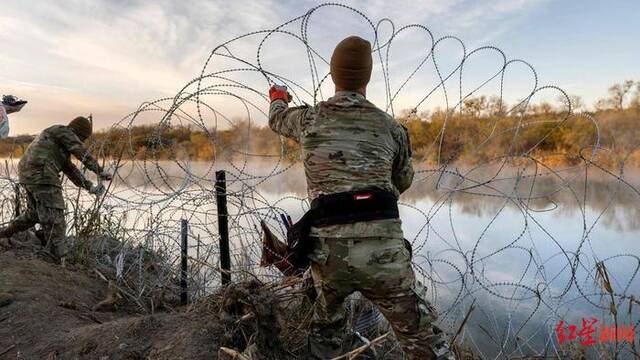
[18,125,103,189]
[269,91,414,238]
[0,106,8,139]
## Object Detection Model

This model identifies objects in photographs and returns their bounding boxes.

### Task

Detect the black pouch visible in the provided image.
[286,209,316,270]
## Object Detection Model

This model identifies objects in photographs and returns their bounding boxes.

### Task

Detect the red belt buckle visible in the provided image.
[354,193,372,201]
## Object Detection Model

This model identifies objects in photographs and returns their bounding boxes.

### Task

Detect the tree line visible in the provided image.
[1,80,639,167]
[400,79,640,166]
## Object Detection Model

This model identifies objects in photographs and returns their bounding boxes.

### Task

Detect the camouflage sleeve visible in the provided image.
[62,159,93,190]
[268,99,309,141]
[391,123,415,194]
[0,106,9,139]
[55,127,104,175]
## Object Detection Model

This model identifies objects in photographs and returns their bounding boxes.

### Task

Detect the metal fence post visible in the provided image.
[180,219,188,305]
[13,183,21,217]
[215,170,231,285]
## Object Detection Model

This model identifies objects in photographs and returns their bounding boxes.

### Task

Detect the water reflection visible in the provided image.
[1,159,638,357]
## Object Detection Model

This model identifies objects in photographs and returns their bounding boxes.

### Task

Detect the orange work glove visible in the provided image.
[269,85,291,103]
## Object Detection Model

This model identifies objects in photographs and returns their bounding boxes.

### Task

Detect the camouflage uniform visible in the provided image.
[269,91,454,359]
[0,125,103,256]
[0,105,9,139]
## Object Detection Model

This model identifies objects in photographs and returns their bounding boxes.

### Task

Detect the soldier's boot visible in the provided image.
[37,242,62,264]
[35,231,63,264]
[41,237,69,264]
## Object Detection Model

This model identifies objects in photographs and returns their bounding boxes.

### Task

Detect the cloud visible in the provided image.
[344,0,549,40]
[0,0,550,134]
[0,0,284,133]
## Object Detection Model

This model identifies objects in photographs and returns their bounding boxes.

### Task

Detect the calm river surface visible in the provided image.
[1,159,638,356]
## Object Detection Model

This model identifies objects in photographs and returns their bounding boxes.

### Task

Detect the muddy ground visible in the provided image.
[0,243,235,359]
[0,232,302,360]
[0,234,483,360]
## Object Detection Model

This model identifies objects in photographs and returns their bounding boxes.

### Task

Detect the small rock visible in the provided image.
[0,292,14,307]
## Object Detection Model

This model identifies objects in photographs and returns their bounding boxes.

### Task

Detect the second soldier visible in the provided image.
[0,116,112,260]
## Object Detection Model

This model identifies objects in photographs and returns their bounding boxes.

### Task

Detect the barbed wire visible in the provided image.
[1,3,639,358]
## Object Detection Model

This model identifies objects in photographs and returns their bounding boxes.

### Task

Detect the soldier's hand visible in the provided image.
[269,85,291,103]
[99,170,113,181]
[89,183,106,197]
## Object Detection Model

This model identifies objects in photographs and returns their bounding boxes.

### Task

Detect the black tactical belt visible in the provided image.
[286,188,399,269]
[310,188,399,226]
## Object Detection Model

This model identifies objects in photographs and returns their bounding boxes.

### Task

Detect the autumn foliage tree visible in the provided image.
[0,81,638,167]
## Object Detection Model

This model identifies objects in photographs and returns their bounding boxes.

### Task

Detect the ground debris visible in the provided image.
[0,233,479,359]
[197,280,292,359]
[93,280,119,312]
[0,238,300,359]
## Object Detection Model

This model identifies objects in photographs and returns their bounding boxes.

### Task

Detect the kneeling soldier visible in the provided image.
[267,36,455,359]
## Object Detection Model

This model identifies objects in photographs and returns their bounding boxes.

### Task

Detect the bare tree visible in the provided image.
[511,99,529,117]
[462,96,487,117]
[594,98,610,111]
[557,94,584,113]
[533,102,554,115]
[607,80,635,110]
[630,82,640,111]
[486,96,507,116]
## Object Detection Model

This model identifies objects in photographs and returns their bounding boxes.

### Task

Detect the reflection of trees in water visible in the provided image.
[6,158,635,232]
[400,165,640,231]
[250,161,640,231]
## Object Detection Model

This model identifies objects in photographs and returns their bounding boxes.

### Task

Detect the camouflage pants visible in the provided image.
[1,185,66,257]
[307,237,455,360]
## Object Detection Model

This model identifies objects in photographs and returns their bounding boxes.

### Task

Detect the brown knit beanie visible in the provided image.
[330,36,373,90]
[68,116,92,141]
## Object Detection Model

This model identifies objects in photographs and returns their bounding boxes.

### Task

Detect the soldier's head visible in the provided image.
[67,116,92,141]
[330,36,372,96]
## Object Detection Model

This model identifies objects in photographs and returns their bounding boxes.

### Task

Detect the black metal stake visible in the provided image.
[215,170,231,285]
[180,219,188,305]
[13,183,21,217]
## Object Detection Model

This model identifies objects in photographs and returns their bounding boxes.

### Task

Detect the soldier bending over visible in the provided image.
[0,116,112,259]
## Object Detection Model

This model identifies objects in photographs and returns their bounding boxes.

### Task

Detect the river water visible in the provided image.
[1,159,638,356]
[254,162,640,356]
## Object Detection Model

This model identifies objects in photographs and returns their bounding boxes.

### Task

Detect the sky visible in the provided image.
[1,0,638,135]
